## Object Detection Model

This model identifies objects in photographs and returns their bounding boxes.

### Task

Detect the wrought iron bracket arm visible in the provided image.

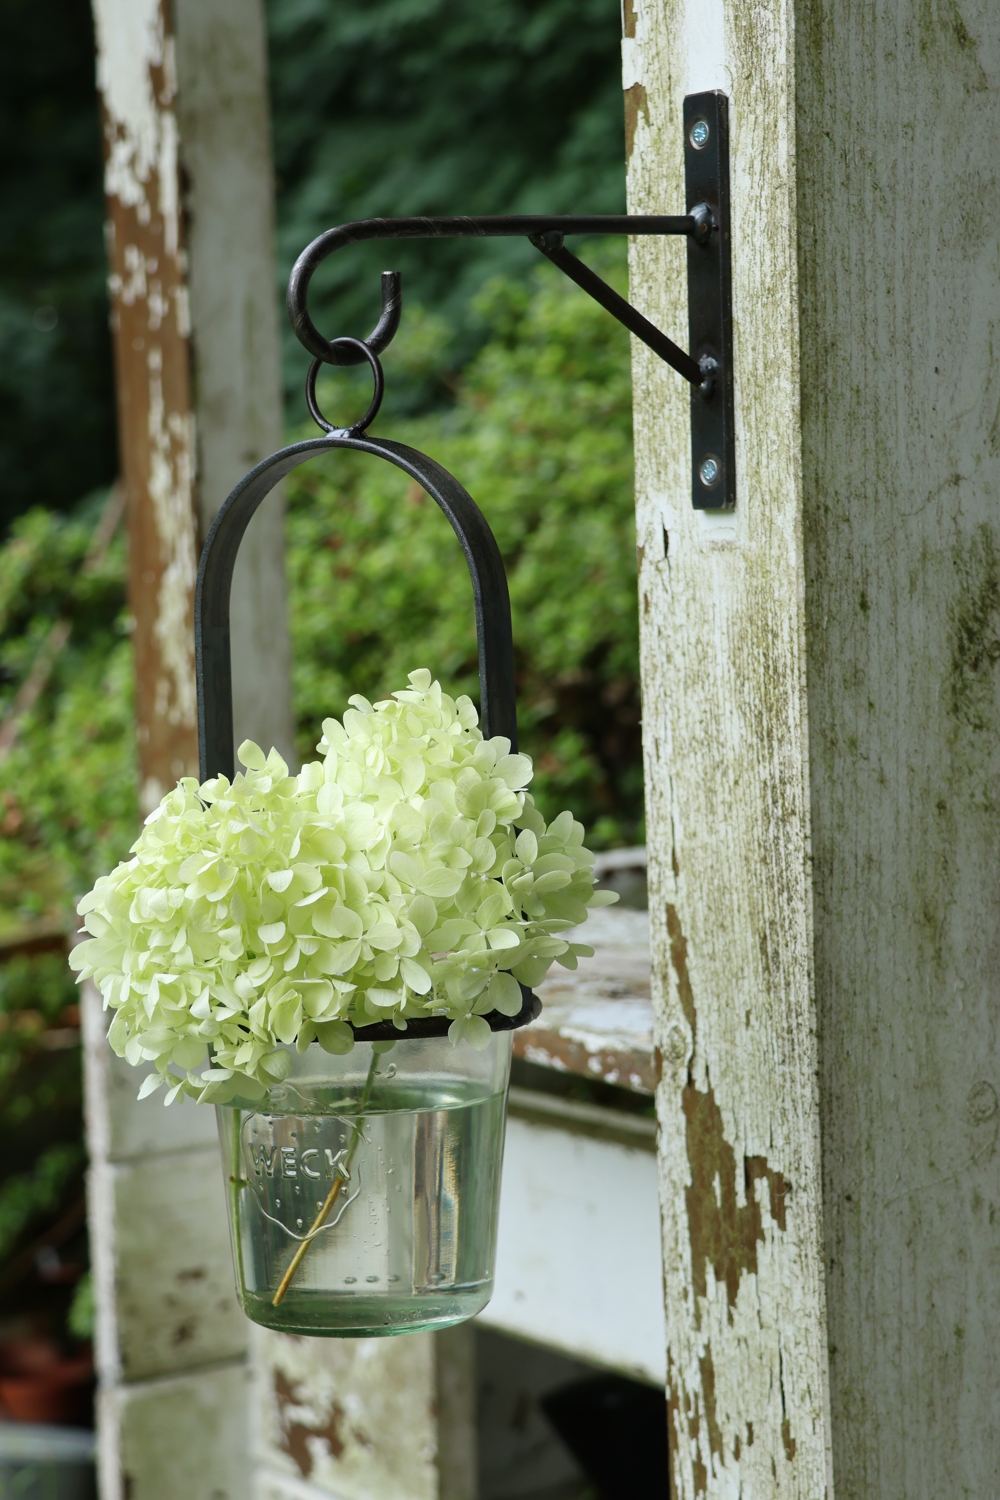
[284,91,734,509]
[526,229,707,390]
[286,213,697,369]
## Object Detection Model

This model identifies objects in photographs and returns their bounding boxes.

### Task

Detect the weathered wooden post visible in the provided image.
[86,7,471,1499]
[627,1,1000,1494]
[86,1,292,1494]
[93,0,292,803]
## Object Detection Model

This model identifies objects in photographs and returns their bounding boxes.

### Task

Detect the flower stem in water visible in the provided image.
[271,1049,380,1307]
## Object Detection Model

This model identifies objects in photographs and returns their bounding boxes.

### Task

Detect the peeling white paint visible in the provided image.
[627,0,832,1494]
[157,105,180,258]
[683,0,728,96]
[252,1328,438,1500]
[145,346,198,734]
[93,0,168,208]
[483,1114,666,1382]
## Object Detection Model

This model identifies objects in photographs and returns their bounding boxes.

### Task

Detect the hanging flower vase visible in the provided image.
[217,1030,512,1336]
[71,229,622,1338]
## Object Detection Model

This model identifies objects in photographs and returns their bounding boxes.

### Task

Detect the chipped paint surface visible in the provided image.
[796,1,1000,1493]
[625,1,832,1494]
[86,9,297,1500]
[102,1362,250,1500]
[93,0,199,805]
[252,1326,438,1500]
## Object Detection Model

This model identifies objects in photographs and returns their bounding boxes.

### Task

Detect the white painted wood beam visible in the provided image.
[87,3,294,1495]
[627,0,1000,1494]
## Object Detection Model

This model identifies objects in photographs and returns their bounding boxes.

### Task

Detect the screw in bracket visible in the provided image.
[698,454,721,489]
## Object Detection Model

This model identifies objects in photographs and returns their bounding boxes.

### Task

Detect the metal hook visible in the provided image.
[290,267,402,367]
[281,88,734,510]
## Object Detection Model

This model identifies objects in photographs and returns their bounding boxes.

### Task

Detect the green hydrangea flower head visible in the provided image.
[70,670,616,1103]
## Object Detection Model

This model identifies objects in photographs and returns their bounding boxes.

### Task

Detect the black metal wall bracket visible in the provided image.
[285,90,734,511]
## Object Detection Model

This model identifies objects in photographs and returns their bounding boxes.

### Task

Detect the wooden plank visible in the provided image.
[625,1,832,1493]
[98,1361,250,1500]
[629,0,1000,1492]
[517,908,655,1093]
[93,1145,247,1383]
[481,1113,665,1383]
[87,4,293,1492]
[81,978,219,1164]
[796,2,1000,1493]
[172,0,294,762]
[250,1326,439,1500]
[93,0,201,806]
[92,0,294,802]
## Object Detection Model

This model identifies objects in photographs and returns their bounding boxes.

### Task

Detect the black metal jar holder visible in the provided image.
[195,89,732,1042]
[195,422,539,1040]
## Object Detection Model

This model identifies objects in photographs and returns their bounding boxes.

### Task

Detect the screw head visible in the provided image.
[689,117,710,150]
[698,454,721,488]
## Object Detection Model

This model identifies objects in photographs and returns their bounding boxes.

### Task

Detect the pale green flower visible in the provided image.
[70,669,616,1103]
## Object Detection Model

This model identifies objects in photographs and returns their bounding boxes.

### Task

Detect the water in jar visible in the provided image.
[216,1033,511,1337]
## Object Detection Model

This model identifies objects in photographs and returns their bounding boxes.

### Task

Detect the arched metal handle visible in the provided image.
[194,431,536,1041]
[195,432,517,784]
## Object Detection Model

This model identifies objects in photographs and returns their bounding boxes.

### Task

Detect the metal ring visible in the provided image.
[305,337,384,434]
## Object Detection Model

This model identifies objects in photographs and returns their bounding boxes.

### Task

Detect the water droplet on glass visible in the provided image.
[275,1198,281,1207]
[366,1275,379,1283]
[388,1275,400,1284]
[296,1218,303,1228]
[385,1063,397,1078]
[344,1275,357,1284]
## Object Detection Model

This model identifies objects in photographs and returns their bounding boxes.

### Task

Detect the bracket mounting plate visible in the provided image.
[685,90,735,511]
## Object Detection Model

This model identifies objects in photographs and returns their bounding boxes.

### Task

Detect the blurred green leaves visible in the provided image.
[268,0,625,393]
[0,954,84,1286]
[0,0,626,529]
[0,503,137,929]
[0,0,116,531]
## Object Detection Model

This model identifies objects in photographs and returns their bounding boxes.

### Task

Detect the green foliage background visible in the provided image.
[0,0,116,532]
[268,0,627,406]
[0,0,626,531]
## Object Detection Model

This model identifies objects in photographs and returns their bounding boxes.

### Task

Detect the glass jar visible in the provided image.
[215,1031,512,1337]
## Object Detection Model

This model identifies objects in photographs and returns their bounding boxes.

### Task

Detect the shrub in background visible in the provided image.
[0,952,85,1328]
